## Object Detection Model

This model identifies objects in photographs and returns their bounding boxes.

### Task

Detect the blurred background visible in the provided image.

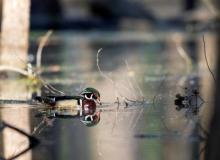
[0,0,219,160]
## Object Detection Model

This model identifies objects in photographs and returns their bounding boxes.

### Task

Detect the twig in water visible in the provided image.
[96,48,114,84]
[197,122,209,157]
[0,31,68,96]
[111,97,120,135]
[130,108,144,130]
[125,60,145,99]
[152,74,171,131]
[176,44,193,74]
[197,122,209,137]
[0,65,33,77]
[97,48,119,99]
[202,35,216,83]
[32,118,47,135]
[39,77,66,96]
[97,49,147,132]
[124,60,145,130]
[111,107,119,135]
[36,30,53,73]
[97,49,132,133]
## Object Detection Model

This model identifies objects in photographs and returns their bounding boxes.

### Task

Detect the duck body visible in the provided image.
[34,87,101,127]
[35,95,96,117]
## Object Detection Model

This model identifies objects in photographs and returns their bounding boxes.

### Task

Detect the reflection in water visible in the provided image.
[0,32,216,160]
[0,121,39,160]
[174,88,204,117]
[0,80,33,160]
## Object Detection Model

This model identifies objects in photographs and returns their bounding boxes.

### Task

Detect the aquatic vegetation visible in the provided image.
[0,30,53,89]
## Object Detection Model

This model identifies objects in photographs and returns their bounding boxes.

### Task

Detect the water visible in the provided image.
[0,31,215,160]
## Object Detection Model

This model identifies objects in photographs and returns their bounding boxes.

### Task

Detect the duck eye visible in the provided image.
[85,115,93,122]
[85,93,92,99]
[86,117,92,121]
[92,94,97,100]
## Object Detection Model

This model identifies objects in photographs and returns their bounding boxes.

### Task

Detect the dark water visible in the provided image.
[0,31,215,160]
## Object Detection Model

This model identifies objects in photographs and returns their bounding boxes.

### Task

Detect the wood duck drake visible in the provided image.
[34,87,101,127]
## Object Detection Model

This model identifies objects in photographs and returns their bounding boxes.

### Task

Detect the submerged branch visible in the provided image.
[125,60,144,99]
[96,48,115,85]
[36,30,53,73]
[202,35,216,83]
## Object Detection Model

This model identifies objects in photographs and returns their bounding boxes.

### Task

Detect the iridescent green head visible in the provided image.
[80,87,101,104]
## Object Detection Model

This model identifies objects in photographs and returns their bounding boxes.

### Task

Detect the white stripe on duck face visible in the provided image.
[79,99,83,116]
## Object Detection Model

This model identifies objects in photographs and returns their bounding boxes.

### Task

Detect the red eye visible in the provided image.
[82,99,96,115]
